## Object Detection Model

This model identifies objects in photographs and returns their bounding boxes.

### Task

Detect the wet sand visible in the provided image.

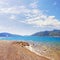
[0,40,49,60]
[26,42,60,60]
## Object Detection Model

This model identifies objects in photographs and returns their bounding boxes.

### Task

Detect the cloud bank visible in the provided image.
[0,0,60,35]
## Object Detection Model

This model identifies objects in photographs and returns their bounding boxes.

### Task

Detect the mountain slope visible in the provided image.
[0,32,21,37]
[32,30,60,36]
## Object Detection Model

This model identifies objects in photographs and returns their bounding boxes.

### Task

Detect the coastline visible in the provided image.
[25,41,60,60]
[0,40,60,60]
[25,45,51,59]
[0,40,49,60]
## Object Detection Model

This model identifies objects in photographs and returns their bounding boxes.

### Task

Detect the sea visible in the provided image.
[0,36,60,48]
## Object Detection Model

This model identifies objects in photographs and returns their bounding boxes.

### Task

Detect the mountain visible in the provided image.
[0,32,21,37]
[32,30,60,37]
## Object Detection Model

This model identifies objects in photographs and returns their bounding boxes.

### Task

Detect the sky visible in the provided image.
[0,0,60,35]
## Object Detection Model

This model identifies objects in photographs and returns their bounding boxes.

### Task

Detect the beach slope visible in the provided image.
[0,41,49,60]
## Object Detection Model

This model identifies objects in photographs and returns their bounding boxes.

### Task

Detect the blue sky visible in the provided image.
[0,0,60,35]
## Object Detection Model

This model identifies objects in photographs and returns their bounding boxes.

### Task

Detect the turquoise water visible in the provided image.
[0,36,60,46]
[0,36,60,42]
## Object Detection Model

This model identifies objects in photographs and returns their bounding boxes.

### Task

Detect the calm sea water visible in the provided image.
[0,36,60,46]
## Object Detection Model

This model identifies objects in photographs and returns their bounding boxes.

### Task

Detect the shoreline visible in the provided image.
[0,40,49,60]
[25,45,51,59]
[0,40,60,60]
[25,41,60,60]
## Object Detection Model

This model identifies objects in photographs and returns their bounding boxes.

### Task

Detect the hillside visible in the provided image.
[32,30,60,37]
[0,32,21,37]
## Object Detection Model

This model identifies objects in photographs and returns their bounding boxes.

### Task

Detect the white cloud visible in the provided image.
[0,0,9,6]
[10,15,16,19]
[0,7,20,14]
[0,5,32,15]
[21,11,60,29]
[0,0,60,31]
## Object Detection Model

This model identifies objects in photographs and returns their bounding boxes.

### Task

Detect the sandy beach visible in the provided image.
[0,40,60,60]
[0,40,49,60]
[25,42,60,60]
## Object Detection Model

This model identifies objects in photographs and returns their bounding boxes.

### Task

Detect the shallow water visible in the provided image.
[0,36,60,48]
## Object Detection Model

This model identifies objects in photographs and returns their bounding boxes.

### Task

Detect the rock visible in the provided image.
[12,41,29,47]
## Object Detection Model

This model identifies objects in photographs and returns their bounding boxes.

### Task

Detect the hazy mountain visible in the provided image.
[0,32,21,37]
[32,30,60,37]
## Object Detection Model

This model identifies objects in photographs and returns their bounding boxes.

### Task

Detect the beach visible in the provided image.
[25,42,60,60]
[0,40,60,60]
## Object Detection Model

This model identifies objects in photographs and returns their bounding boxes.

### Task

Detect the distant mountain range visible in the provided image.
[0,30,60,37]
[32,30,60,37]
[0,32,21,37]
